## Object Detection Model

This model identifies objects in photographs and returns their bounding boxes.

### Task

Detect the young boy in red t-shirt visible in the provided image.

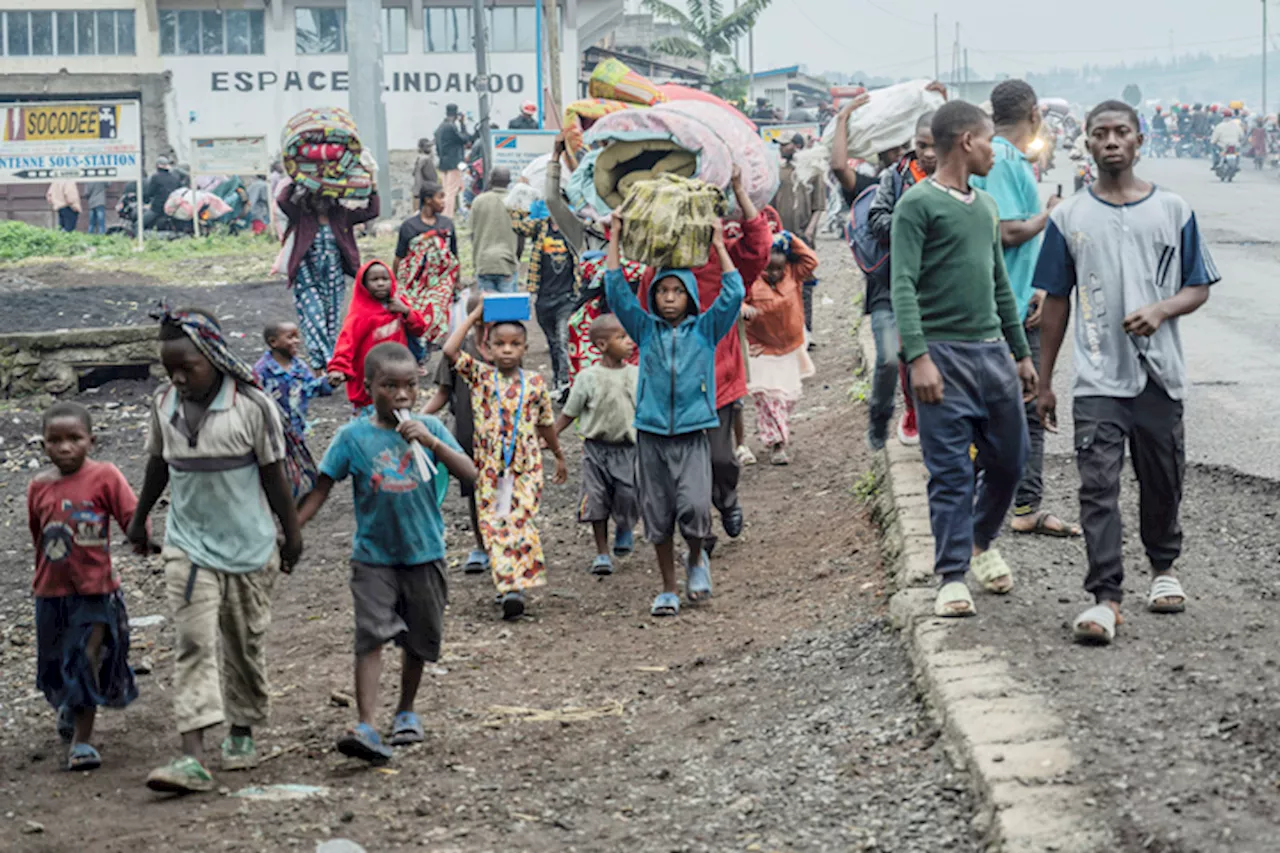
[28,401,140,771]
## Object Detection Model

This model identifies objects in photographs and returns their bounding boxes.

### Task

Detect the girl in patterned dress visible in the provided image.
[394,182,460,356]
[443,301,567,620]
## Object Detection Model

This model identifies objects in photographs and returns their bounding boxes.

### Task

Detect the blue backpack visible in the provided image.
[846,171,904,290]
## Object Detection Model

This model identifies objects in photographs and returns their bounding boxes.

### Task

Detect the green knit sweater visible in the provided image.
[889,179,1029,363]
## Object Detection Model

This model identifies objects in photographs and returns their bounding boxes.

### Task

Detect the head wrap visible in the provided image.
[156,305,318,498]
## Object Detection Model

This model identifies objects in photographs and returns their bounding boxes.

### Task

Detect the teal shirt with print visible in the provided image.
[320,413,462,566]
[971,136,1042,320]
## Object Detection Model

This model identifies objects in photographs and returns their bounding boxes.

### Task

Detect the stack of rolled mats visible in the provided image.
[280,107,373,199]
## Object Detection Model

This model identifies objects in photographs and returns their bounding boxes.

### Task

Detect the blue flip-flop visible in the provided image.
[613,528,635,558]
[590,554,614,575]
[67,742,101,771]
[686,551,713,603]
[464,549,490,574]
[650,592,681,617]
[337,722,393,765]
[389,711,425,746]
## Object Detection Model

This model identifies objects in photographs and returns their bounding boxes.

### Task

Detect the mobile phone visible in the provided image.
[1056,183,1063,196]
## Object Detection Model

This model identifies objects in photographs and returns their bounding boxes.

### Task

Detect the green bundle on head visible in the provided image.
[614,174,728,270]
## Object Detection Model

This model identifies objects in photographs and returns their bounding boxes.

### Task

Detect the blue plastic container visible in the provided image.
[483,293,530,323]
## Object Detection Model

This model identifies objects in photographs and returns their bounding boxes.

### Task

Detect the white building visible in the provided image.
[747,65,831,119]
[0,0,622,221]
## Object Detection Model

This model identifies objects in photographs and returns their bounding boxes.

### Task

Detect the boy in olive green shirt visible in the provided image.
[554,314,639,576]
[889,101,1038,619]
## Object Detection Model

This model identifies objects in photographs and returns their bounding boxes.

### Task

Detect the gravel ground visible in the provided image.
[0,280,286,336]
[0,239,985,852]
[947,457,1280,853]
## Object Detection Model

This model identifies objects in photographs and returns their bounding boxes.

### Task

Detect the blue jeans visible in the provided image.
[867,309,900,443]
[57,207,78,232]
[913,341,1027,582]
[88,206,106,234]
[477,273,517,294]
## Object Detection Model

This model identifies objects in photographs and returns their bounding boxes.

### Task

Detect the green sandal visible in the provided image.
[146,755,215,794]
[221,734,258,771]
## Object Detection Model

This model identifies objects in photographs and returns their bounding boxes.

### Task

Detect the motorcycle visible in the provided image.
[112,189,192,238]
[1072,154,1094,192]
[1215,145,1241,182]
[109,189,138,236]
[1174,134,1197,159]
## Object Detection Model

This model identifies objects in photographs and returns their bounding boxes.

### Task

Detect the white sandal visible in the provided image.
[934,581,976,618]
[1147,575,1187,614]
[1073,604,1117,645]
[971,549,1014,594]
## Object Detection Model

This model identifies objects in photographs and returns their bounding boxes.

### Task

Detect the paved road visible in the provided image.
[1038,154,1280,480]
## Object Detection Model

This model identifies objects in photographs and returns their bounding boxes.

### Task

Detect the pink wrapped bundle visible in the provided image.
[583,97,778,215]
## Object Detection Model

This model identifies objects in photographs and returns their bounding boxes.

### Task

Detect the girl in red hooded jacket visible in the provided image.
[326,260,430,410]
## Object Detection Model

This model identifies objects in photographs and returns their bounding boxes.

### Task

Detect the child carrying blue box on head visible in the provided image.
[604,213,744,617]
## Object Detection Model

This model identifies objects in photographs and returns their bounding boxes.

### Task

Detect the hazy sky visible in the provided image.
[720,0,1268,79]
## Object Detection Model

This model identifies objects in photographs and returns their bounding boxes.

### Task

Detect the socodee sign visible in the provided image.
[210,70,526,94]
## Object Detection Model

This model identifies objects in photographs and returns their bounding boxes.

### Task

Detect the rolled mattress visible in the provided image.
[581,98,778,216]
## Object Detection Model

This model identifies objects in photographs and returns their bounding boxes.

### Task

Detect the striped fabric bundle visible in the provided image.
[280,107,373,200]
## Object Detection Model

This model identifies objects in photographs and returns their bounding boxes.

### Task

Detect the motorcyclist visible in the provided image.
[1190,104,1210,154]
[1069,130,1093,191]
[1177,104,1193,135]
[1210,109,1245,168]
[1208,104,1223,129]
[1151,106,1169,154]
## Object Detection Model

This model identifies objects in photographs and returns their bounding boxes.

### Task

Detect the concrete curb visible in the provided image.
[858,320,1110,853]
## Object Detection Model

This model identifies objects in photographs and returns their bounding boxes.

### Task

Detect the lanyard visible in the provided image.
[495,369,525,471]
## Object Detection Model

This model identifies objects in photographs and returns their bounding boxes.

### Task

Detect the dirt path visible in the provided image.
[0,241,981,852]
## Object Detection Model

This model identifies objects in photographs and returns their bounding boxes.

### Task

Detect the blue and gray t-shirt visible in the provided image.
[1033,186,1219,401]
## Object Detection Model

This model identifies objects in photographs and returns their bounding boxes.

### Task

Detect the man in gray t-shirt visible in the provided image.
[1034,100,1220,647]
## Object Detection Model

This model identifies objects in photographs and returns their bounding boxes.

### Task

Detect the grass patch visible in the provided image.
[853,469,880,503]
[0,219,478,287]
[847,378,871,403]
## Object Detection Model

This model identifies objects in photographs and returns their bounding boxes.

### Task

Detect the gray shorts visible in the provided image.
[350,560,448,661]
[579,439,639,529]
[636,430,712,545]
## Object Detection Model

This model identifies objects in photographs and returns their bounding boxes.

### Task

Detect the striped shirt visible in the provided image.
[146,375,285,573]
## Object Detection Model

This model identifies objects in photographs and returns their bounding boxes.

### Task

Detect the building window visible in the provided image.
[2,9,135,56]
[424,6,471,53]
[424,5,545,54]
[159,9,265,56]
[382,7,407,54]
[295,8,346,54]
[488,5,536,52]
[31,11,53,55]
[295,8,408,55]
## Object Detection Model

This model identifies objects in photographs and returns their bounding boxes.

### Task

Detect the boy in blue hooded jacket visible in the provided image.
[605,214,745,617]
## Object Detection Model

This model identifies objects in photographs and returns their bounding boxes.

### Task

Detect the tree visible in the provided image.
[642,0,773,72]
[707,57,748,105]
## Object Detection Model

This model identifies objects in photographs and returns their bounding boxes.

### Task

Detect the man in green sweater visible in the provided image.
[889,100,1039,619]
